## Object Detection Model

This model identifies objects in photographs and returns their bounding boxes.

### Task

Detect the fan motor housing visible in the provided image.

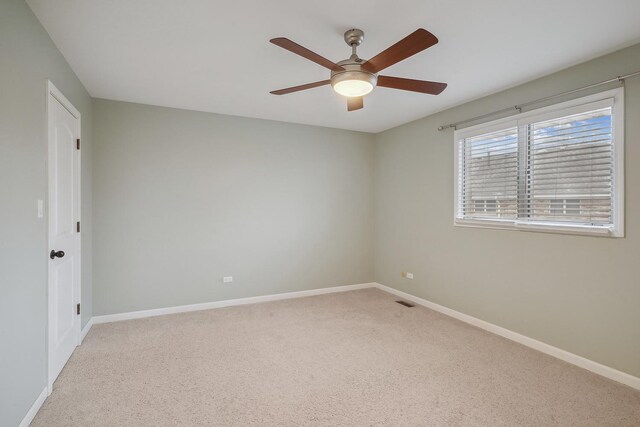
[330,58,378,94]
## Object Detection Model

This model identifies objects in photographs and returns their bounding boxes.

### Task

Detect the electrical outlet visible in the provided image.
[402,272,414,279]
[222,276,233,283]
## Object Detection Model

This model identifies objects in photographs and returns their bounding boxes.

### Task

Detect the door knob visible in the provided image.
[50,250,65,259]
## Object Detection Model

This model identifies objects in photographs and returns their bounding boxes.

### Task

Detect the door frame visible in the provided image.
[46,80,82,395]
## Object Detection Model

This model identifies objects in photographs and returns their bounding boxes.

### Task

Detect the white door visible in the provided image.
[47,82,81,390]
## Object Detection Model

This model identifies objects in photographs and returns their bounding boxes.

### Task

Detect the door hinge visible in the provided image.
[77,221,80,233]
[77,303,80,315]
[76,139,80,150]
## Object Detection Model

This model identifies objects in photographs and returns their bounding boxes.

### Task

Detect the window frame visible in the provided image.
[453,88,624,237]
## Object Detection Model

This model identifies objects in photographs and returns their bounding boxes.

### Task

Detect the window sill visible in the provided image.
[454,218,622,238]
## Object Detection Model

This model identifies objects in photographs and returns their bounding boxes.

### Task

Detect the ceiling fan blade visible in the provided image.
[270,38,344,72]
[377,76,447,95]
[347,96,364,111]
[270,80,331,95]
[361,29,438,73]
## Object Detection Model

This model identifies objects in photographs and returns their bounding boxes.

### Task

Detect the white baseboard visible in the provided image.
[81,317,93,343]
[374,282,640,390]
[93,282,376,324]
[19,387,47,427]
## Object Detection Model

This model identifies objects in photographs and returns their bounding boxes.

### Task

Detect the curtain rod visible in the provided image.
[437,70,640,131]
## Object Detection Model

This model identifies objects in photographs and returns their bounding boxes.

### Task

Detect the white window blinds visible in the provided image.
[454,89,623,236]
[459,127,518,220]
[528,108,613,225]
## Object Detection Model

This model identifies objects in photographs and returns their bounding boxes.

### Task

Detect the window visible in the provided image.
[454,88,624,237]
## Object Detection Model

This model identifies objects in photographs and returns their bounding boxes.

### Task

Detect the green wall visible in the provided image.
[92,99,375,316]
[374,43,640,377]
[0,0,93,425]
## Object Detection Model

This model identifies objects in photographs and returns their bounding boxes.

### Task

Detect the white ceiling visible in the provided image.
[27,0,640,133]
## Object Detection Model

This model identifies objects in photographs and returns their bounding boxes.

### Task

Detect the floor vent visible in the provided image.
[395,300,415,308]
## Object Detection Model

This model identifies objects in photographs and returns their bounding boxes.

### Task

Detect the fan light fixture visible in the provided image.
[331,70,377,97]
[333,80,373,97]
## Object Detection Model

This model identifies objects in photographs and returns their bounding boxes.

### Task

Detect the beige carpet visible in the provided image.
[33,288,640,426]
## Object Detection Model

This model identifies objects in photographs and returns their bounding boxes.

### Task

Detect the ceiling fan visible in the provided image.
[269,28,447,111]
